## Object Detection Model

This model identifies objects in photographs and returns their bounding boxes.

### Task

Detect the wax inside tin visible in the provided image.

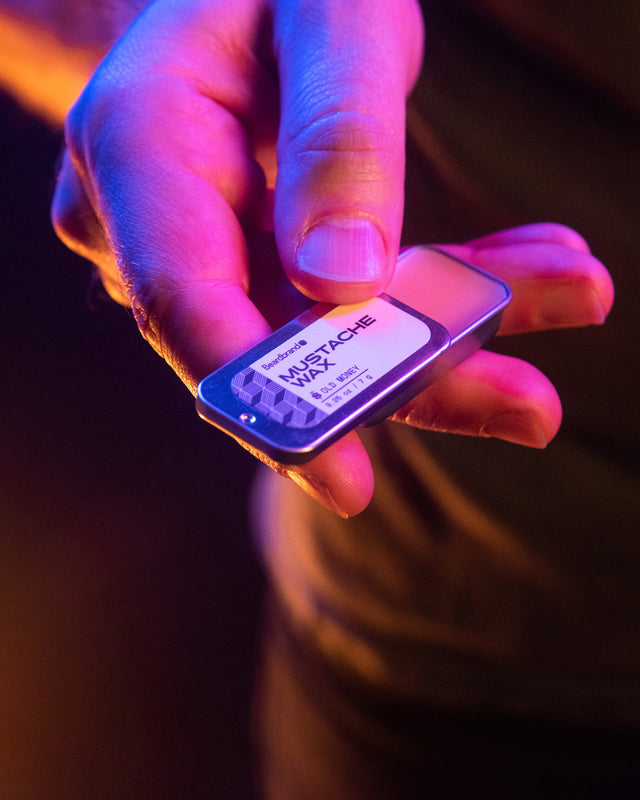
[388,248,509,339]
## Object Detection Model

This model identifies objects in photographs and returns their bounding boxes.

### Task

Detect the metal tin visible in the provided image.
[196,246,511,463]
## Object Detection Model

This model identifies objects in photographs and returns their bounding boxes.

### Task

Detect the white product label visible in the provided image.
[250,297,431,414]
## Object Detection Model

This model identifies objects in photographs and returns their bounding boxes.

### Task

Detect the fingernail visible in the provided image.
[481,410,549,449]
[540,283,606,327]
[296,219,387,283]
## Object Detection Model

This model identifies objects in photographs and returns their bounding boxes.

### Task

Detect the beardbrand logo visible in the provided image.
[261,340,307,371]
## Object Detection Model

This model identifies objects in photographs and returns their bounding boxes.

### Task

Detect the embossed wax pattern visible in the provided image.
[231,297,433,428]
[389,248,509,338]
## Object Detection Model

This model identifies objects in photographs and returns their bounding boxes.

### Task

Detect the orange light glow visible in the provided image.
[0,11,103,124]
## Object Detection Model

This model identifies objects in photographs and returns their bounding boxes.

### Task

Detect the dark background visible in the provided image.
[0,89,263,799]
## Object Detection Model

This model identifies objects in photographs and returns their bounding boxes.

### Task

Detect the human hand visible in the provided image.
[52,0,423,355]
[50,1,613,517]
[51,0,423,515]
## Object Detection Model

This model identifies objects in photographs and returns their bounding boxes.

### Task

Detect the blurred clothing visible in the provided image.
[256,595,640,799]
[256,0,640,728]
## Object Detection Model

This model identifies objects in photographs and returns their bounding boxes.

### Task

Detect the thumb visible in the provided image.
[272,0,424,304]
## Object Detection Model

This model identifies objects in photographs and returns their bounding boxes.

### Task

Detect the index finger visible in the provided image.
[51,0,377,516]
[52,0,282,388]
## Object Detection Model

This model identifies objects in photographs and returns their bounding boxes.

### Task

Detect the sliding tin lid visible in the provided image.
[392,246,512,340]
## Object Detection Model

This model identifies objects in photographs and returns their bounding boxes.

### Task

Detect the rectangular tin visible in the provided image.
[196,246,511,463]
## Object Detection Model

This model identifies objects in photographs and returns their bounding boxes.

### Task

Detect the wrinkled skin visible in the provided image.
[52,0,614,516]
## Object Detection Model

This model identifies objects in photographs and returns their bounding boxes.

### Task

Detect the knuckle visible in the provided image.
[51,145,118,272]
[64,50,149,177]
[129,276,180,361]
[51,178,86,237]
[282,108,398,186]
[293,108,390,155]
[62,103,85,168]
[129,277,242,373]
